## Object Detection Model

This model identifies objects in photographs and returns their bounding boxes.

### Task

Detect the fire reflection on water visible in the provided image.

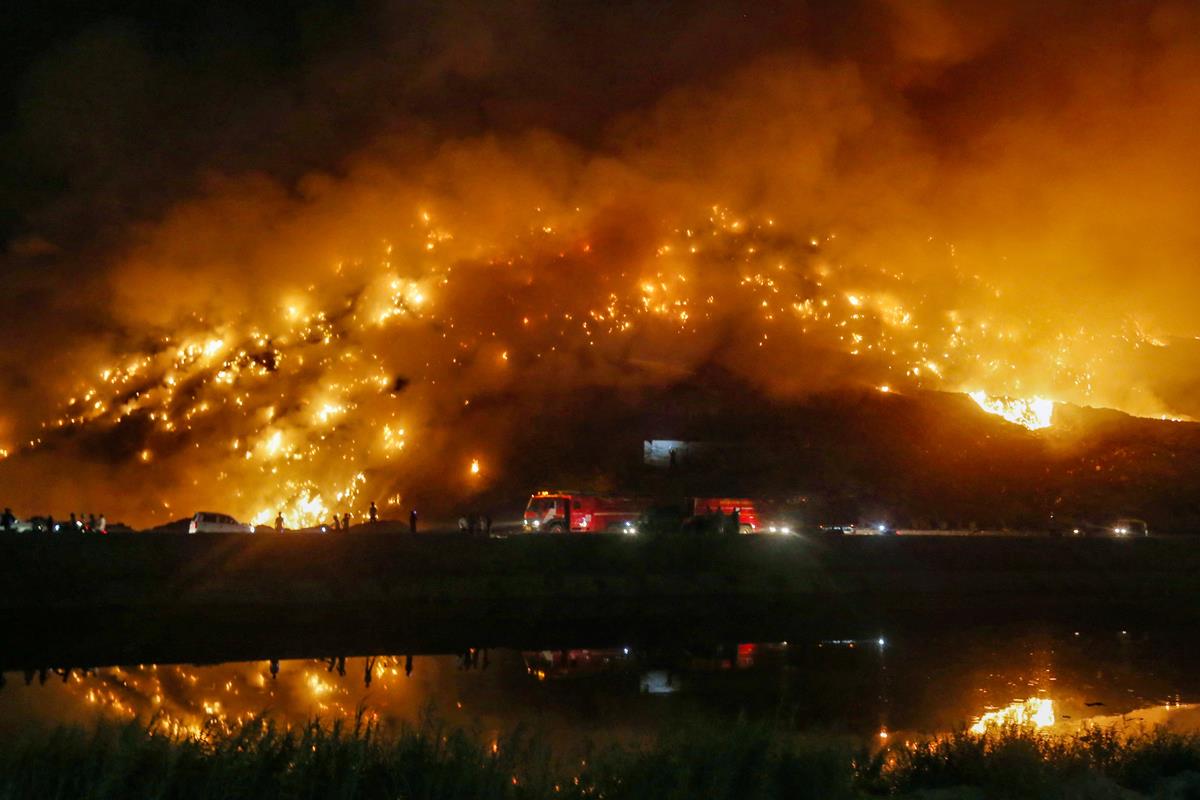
[0,656,447,740]
[970,697,1056,734]
[2,636,1199,744]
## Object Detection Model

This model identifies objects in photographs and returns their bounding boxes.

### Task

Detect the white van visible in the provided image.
[189,512,254,534]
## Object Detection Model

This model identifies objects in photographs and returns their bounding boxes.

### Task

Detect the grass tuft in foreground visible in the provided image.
[4,713,1200,799]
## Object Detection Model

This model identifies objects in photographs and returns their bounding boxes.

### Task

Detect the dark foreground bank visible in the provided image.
[5,532,1200,669]
[4,714,1200,800]
[6,531,1200,611]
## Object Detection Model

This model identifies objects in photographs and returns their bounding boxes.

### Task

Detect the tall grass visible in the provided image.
[877,724,1200,798]
[3,714,1200,799]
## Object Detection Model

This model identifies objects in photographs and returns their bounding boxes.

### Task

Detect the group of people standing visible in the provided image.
[271,501,420,534]
[458,512,492,536]
[683,506,741,536]
[1,507,106,534]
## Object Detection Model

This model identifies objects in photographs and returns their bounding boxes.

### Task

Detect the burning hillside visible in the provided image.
[3,2,1200,525]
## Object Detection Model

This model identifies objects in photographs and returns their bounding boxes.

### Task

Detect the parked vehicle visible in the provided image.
[188,512,254,534]
[689,497,761,533]
[1068,519,1149,538]
[523,491,644,533]
[523,491,768,535]
[1111,518,1149,537]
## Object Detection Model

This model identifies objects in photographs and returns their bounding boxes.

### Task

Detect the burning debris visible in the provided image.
[3,3,1200,525]
[968,392,1055,431]
[0,197,1191,526]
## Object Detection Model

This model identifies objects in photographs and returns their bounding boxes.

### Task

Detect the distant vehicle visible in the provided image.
[1068,520,1149,538]
[522,647,633,679]
[524,491,644,533]
[689,498,761,534]
[14,517,49,533]
[523,491,768,535]
[818,523,856,535]
[143,517,192,534]
[1111,518,1149,537]
[188,512,254,534]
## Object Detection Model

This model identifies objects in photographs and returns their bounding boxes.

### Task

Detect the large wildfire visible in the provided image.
[3,1,1200,526]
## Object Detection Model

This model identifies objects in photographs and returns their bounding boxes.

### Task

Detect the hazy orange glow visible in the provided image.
[4,4,1200,525]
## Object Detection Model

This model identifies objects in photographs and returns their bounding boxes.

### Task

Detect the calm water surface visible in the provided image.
[3,624,1198,743]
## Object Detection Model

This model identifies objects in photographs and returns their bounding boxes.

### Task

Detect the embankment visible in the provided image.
[1,532,1197,667]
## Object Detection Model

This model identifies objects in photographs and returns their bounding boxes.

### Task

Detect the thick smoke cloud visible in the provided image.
[2,0,1200,525]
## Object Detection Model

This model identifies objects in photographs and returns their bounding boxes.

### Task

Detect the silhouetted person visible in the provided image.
[97,514,106,534]
[275,512,284,534]
[269,659,279,679]
[333,515,341,531]
[467,513,478,536]
[404,654,413,677]
[364,657,376,687]
[1,508,13,532]
[732,507,741,534]
[669,448,677,469]
[342,513,350,531]
[369,501,378,524]
[69,512,78,531]
[88,513,96,533]
[409,509,418,533]
[46,515,55,534]
[336,656,346,676]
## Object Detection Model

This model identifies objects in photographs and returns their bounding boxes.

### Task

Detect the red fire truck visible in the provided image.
[688,497,761,533]
[523,491,764,534]
[523,491,644,533]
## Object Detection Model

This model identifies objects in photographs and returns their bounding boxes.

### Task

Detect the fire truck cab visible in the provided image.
[523,491,643,534]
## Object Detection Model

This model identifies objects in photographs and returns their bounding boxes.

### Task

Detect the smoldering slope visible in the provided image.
[2,0,1200,526]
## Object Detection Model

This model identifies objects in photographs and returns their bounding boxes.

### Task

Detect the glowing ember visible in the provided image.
[969,392,1055,431]
[970,697,1055,734]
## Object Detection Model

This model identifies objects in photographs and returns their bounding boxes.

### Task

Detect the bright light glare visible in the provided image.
[969,391,1054,431]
